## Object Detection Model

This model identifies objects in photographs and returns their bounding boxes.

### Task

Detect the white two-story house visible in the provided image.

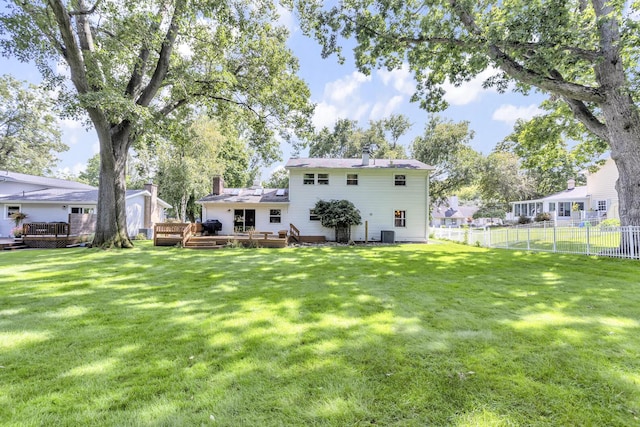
[509,158,619,222]
[198,150,434,242]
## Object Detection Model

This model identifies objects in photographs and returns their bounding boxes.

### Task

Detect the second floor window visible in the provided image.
[303,173,315,185]
[318,173,329,185]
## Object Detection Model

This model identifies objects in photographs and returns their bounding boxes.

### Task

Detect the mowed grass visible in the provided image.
[0,242,639,426]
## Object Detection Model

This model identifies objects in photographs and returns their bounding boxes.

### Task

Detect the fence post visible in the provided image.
[527,228,531,251]
[553,226,557,252]
[586,225,590,256]
[629,227,635,259]
[506,228,509,249]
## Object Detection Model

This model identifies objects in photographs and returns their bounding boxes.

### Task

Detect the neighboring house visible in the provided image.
[0,170,171,238]
[432,196,478,228]
[508,158,619,222]
[198,150,434,242]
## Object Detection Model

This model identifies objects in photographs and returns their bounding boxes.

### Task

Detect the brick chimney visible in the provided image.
[362,146,370,166]
[212,175,224,195]
[143,182,158,228]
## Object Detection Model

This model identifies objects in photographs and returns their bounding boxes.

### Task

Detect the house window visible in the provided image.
[394,174,406,186]
[309,209,320,221]
[394,210,406,227]
[303,173,315,185]
[6,205,21,219]
[269,209,281,223]
[70,206,95,214]
[548,202,556,212]
[346,174,358,185]
[317,173,329,185]
[558,202,572,217]
[597,200,607,211]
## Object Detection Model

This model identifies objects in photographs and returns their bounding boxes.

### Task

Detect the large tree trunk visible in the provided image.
[92,121,133,248]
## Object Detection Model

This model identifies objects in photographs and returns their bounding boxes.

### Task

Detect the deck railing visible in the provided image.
[153,222,192,246]
[289,223,300,243]
[22,222,70,237]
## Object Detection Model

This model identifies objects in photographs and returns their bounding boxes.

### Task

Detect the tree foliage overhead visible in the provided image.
[0,75,67,175]
[410,115,481,206]
[0,0,314,248]
[291,0,640,228]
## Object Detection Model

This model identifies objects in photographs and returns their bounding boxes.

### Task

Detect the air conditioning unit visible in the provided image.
[381,230,395,243]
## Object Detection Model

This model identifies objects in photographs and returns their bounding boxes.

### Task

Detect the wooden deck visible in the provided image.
[154,223,289,248]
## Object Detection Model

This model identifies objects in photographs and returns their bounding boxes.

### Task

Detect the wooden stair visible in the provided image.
[1,240,27,251]
[184,236,224,250]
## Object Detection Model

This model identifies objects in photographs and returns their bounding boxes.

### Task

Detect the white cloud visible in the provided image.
[312,100,370,129]
[369,95,403,121]
[377,64,415,95]
[276,4,295,31]
[72,162,87,175]
[60,118,82,132]
[442,67,499,106]
[492,104,543,124]
[324,72,371,104]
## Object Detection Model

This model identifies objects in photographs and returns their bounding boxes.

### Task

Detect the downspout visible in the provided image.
[425,173,431,242]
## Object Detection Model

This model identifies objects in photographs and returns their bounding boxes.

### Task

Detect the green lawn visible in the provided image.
[1,242,639,426]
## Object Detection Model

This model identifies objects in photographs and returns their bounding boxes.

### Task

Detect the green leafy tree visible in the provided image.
[264,168,289,189]
[156,118,252,222]
[0,75,67,175]
[478,151,534,210]
[77,154,100,187]
[1,1,313,248]
[314,199,362,243]
[411,116,482,206]
[310,114,410,159]
[292,0,640,228]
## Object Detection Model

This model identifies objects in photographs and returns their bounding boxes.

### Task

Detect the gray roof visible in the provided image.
[0,170,96,190]
[0,188,172,208]
[432,205,478,219]
[198,188,289,204]
[285,158,434,170]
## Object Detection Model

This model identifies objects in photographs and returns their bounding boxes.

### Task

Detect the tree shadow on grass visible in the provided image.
[0,243,638,425]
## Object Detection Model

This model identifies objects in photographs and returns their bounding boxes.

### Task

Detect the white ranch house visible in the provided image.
[0,170,171,238]
[199,151,434,242]
[508,158,619,223]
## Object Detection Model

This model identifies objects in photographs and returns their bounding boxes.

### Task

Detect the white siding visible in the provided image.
[287,168,429,241]
[1,203,70,237]
[201,203,290,235]
[125,195,145,237]
[586,158,619,213]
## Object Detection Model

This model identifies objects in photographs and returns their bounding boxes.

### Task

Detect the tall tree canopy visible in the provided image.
[310,114,410,159]
[292,0,640,228]
[1,0,313,248]
[411,116,481,206]
[0,75,67,175]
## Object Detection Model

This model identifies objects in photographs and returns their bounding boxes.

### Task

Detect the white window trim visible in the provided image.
[394,174,407,186]
[346,173,358,185]
[5,204,21,219]
[269,209,282,224]
[70,206,96,214]
[317,173,329,185]
[394,209,406,227]
[303,173,315,185]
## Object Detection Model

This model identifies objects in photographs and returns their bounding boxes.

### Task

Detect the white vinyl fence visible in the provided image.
[433,225,640,260]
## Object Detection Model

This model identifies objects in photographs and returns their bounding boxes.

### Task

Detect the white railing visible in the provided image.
[432,225,640,260]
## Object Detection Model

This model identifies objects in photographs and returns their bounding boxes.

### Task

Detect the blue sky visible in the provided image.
[2,8,546,179]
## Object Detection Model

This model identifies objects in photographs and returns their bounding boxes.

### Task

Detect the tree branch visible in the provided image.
[68,0,101,16]
[46,0,90,94]
[449,0,605,104]
[137,0,186,107]
[562,96,609,141]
